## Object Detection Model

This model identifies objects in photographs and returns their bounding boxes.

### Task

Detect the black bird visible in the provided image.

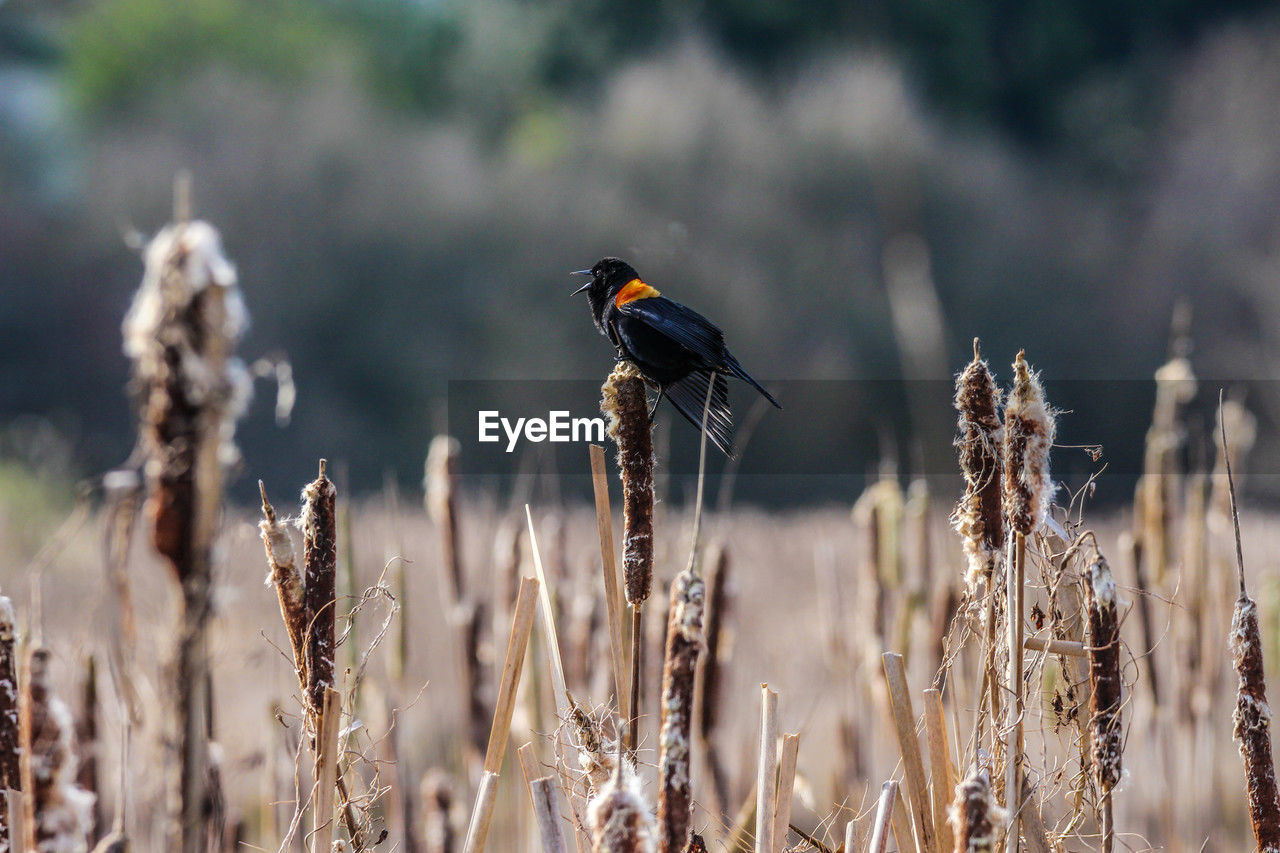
[572,257,781,456]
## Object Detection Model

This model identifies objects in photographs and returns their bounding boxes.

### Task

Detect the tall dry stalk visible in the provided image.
[0,597,17,850]
[1221,406,1280,851]
[462,576,540,853]
[123,211,248,851]
[694,545,731,817]
[602,362,656,757]
[882,652,936,853]
[952,340,1005,750]
[1001,350,1055,850]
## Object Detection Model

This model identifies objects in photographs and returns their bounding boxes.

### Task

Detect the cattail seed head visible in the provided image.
[1085,554,1123,793]
[952,339,1004,589]
[657,569,705,852]
[949,764,1005,852]
[1003,351,1056,536]
[300,463,338,718]
[602,361,655,606]
[1232,595,1280,849]
[588,775,656,853]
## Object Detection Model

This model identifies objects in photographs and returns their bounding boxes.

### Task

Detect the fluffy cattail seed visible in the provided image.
[1003,351,1056,536]
[952,339,1004,589]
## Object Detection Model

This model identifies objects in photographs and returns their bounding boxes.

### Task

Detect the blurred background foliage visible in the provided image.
[3,0,1280,504]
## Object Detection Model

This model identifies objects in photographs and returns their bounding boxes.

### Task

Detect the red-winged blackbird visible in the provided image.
[572,257,781,457]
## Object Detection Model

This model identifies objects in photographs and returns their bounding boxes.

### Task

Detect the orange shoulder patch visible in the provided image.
[615,278,661,308]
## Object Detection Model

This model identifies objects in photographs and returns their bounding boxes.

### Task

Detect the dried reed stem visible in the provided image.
[603,362,656,756]
[867,781,898,853]
[527,507,570,714]
[657,569,705,853]
[0,597,17,851]
[770,734,800,853]
[843,819,858,853]
[531,777,569,853]
[1222,403,1280,851]
[1003,531,1025,853]
[1021,637,1085,657]
[755,685,779,853]
[463,576,540,853]
[312,687,342,853]
[694,545,731,816]
[589,445,629,711]
[923,688,955,853]
[890,785,915,853]
[881,652,936,853]
[463,773,501,853]
[484,577,541,775]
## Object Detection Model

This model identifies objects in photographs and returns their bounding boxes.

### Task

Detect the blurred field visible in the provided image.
[1,465,1270,850]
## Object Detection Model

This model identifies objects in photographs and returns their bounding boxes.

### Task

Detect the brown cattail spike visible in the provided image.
[587,776,655,853]
[950,764,1003,853]
[1085,552,1122,793]
[0,597,17,849]
[656,569,705,853]
[300,462,338,719]
[1003,351,1055,536]
[1223,396,1280,851]
[602,361,656,606]
[952,339,1004,588]
[20,646,95,853]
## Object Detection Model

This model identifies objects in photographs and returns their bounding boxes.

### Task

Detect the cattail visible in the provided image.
[569,704,616,795]
[0,597,17,850]
[420,770,457,853]
[602,360,656,754]
[656,569,705,853]
[587,775,656,853]
[258,482,306,691]
[1085,549,1122,853]
[952,339,1004,589]
[300,460,338,721]
[426,435,465,607]
[74,655,101,842]
[1002,351,1055,537]
[123,211,248,852]
[1221,406,1280,851]
[20,646,95,853]
[1001,350,1053,851]
[602,361,655,607]
[949,763,1003,853]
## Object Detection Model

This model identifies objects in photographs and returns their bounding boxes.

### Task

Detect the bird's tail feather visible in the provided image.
[724,353,782,409]
[664,369,735,458]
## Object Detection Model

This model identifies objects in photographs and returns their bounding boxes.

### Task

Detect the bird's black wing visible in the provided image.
[618,297,725,367]
[623,297,782,410]
[664,368,735,458]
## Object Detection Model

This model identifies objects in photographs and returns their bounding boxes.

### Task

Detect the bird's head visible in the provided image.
[571,257,640,329]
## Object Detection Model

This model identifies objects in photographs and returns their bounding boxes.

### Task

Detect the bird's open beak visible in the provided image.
[570,270,593,295]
